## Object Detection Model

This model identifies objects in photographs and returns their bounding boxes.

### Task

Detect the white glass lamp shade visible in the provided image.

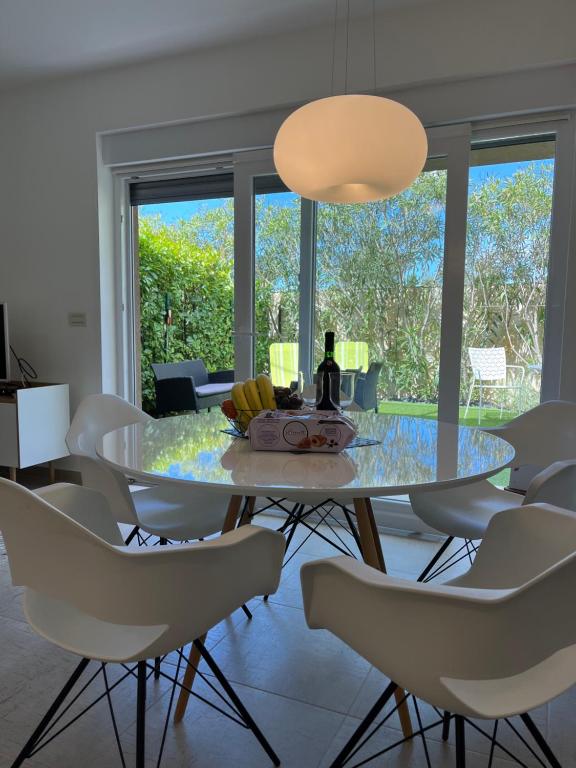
[273,94,428,204]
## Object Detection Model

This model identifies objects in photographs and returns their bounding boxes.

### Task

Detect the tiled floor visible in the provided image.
[0,497,574,767]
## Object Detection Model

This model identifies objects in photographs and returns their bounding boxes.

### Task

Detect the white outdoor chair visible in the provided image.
[66,394,231,545]
[0,479,284,768]
[464,347,525,422]
[410,400,576,581]
[301,502,576,768]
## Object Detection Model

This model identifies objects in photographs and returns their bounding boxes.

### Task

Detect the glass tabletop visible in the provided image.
[97,411,514,500]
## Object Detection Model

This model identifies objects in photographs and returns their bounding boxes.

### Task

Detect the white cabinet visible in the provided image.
[0,383,69,478]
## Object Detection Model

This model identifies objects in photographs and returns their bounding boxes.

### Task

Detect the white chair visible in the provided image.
[464,347,525,422]
[66,394,231,544]
[410,400,576,581]
[301,502,576,767]
[0,479,284,768]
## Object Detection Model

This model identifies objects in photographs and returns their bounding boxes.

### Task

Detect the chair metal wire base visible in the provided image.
[11,640,279,768]
[251,496,364,568]
[417,536,479,583]
[329,685,562,768]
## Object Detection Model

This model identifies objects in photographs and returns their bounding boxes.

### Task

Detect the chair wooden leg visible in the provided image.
[174,494,246,723]
[353,497,413,738]
[174,635,206,723]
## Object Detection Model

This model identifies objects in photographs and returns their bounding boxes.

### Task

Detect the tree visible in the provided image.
[138,215,234,412]
[463,165,553,391]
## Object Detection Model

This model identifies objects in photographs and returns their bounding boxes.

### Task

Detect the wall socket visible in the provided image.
[68,312,87,327]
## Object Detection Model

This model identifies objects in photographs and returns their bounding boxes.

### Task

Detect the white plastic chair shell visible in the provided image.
[66,394,230,539]
[410,401,576,540]
[485,400,576,468]
[0,479,284,662]
[301,502,576,719]
[411,460,576,541]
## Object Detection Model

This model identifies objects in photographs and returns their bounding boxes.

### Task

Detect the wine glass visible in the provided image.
[299,371,318,408]
[330,371,356,410]
[297,370,305,395]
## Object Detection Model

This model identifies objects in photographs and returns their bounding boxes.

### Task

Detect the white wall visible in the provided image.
[0,0,575,407]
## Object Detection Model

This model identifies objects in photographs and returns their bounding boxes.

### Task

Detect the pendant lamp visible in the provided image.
[273,2,427,204]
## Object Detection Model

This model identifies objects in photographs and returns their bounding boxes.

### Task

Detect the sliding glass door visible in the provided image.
[253,178,301,386]
[314,160,449,419]
[131,174,234,412]
[128,120,568,427]
[459,135,556,426]
[234,128,470,421]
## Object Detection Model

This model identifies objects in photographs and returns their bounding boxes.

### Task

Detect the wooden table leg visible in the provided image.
[222,494,244,533]
[353,497,413,738]
[174,494,248,723]
[239,496,255,526]
[9,467,17,482]
[49,462,56,484]
[365,498,386,571]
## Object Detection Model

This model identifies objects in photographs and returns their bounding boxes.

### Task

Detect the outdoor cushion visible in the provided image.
[195,383,233,398]
[152,360,209,386]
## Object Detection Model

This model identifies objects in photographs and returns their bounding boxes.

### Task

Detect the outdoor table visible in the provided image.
[97,410,514,735]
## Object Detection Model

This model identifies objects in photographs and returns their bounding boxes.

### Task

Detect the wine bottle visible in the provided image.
[316,331,340,410]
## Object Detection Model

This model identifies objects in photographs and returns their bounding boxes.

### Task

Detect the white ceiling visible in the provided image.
[0,0,435,88]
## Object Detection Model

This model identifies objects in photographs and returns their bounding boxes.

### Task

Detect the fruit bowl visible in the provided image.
[223,407,311,436]
[220,374,305,436]
[223,409,263,436]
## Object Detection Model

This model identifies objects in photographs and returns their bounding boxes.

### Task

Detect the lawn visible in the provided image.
[377,399,519,427]
[377,399,514,487]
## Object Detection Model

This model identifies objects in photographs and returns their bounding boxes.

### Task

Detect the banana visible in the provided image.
[256,373,276,410]
[231,382,252,429]
[244,378,263,412]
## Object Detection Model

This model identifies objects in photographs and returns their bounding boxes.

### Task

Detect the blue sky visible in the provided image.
[139,161,551,224]
[140,190,294,223]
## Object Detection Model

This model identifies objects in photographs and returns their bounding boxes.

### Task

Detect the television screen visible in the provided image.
[0,304,10,381]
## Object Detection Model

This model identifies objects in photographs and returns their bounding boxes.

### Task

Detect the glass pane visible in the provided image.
[136,197,234,413]
[459,138,555,431]
[315,163,448,418]
[254,180,301,387]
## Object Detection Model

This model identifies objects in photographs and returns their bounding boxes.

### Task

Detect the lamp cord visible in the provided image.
[344,0,350,94]
[10,345,38,386]
[372,0,377,92]
[331,0,338,96]
[331,0,377,96]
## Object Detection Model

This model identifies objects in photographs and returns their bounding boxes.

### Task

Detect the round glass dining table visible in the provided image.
[97,409,513,590]
[97,410,513,734]
[97,411,514,500]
